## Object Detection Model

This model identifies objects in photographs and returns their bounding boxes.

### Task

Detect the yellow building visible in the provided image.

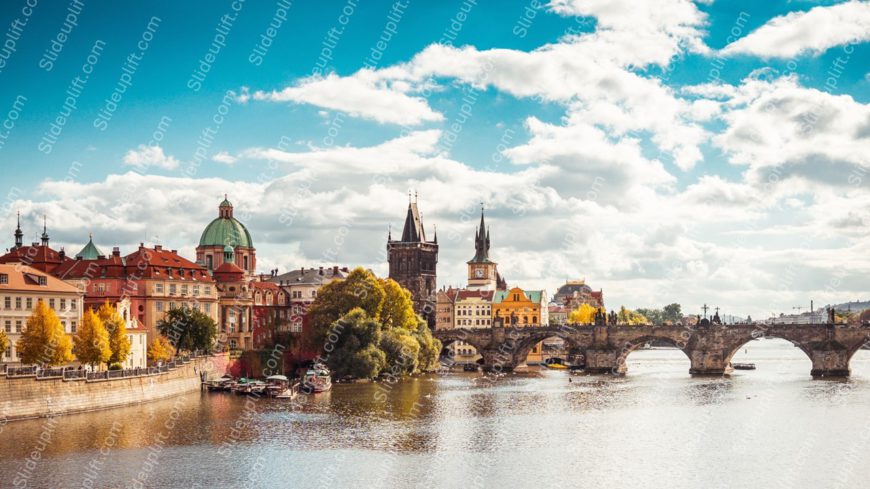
[492,287,548,364]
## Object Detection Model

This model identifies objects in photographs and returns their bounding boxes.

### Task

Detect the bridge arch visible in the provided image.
[722,333,816,368]
[513,333,580,367]
[614,335,691,375]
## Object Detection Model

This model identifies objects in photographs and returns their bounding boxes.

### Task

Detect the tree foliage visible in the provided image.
[662,303,683,324]
[96,301,131,366]
[16,300,73,366]
[325,308,387,379]
[147,335,175,363]
[618,306,648,325]
[156,307,218,353]
[569,303,598,324]
[0,330,8,358]
[307,267,386,347]
[73,309,112,367]
[311,269,442,378]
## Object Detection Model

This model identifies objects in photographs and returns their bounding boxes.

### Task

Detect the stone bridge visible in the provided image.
[434,323,870,377]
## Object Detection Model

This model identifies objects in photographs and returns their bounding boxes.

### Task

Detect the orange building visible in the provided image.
[492,287,549,364]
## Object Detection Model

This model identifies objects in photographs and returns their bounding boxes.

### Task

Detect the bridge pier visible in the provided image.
[479,348,519,373]
[583,349,620,374]
[809,349,851,377]
[688,350,732,376]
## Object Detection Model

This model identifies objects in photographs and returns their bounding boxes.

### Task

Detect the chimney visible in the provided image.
[333,266,339,275]
[154,245,162,251]
[112,247,121,257]
[59,249,65,260]
[300,266,304,274]
[171,249,177,254]
[319,266,324,275]
[341,267,348,272]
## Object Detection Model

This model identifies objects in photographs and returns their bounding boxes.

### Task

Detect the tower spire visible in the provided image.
[14,211,22,249]
[40,215,49,246]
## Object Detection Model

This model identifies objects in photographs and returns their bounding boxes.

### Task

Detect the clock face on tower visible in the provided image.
[474,268,484,278]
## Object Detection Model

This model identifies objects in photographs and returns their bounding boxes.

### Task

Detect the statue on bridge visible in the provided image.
[510,311,518,326]
[608,310,617,325]
[594,307,606,326]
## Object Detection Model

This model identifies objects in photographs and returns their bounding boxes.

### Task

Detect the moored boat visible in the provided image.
[301,364,332,393]
[732,362,756,370]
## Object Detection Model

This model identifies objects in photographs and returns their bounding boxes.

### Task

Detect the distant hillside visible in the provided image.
[829,301,870,313]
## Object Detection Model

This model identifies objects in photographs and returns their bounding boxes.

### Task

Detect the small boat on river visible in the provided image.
[732,362,756,370]
[301,364,332,393]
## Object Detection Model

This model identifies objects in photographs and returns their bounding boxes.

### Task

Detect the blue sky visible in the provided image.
[1,0,869,317]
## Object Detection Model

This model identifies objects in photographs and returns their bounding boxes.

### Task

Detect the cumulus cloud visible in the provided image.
[122,145,180,170]
[212,151,237,165]
[249,72,444,125]
[721,1,870,58]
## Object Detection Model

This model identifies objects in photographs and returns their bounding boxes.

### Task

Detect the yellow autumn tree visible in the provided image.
[0,330,8,358]
[16,300,74,366]
[73,309,111,367]
[569,303,598,324]
[97,301,131,367]
[379,278,418,330]
[147,335,175,364]
[618,306,649,325]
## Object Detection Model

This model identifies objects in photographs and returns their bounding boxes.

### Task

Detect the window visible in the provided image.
[169,284,177,295]
[3,297,9,309]
[15,297,21,310]
[61,321,67,332]
[156,301,164,312]
[193,285,200,296]
[243,255,249,270]
[206,255,213,270]
[37,276,47,286]
[15,320,22,333]
[4,320,10,333]
[311,290,316,298]
[70,321,77,333]
[169,302,176,310]
[26,298,32,310]
[71,299,76,311]
[204,286,211,296]
[96,284,106,293]
[0,273,7,284]
[181,285,189,295]
[49,298,55,309]
[60,299,66,310]
[204,303,211,313]
[155,283,164,294]
[4,346,10,359]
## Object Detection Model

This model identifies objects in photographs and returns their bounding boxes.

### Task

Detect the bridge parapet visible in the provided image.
[433,323,870,377]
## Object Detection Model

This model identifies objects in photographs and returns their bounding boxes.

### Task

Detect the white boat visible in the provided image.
[301,364,332,393]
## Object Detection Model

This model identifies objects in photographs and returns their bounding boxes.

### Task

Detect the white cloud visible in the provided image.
[122,145,180,170]
[250,72,444,125]
[711,75,870,187]
[212,151,237,165]
[721,1,870,58]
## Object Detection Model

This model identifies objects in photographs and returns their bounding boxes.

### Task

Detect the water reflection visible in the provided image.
[3,341,870,488]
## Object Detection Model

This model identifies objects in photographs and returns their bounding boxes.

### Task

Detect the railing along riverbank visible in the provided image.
[2,355,199,383]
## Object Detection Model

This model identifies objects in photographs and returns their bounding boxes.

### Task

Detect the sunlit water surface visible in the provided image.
[3,340,870,489]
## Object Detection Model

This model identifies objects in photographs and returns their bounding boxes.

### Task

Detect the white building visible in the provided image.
[0,263,84,365]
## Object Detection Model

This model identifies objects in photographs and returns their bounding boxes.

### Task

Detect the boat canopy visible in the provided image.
[266,375,289,381]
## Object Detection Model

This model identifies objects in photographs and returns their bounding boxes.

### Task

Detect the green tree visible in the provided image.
[380,328,421,375]
[72,309,112,367]
[662,303,683,324]
[326,308,387,379]
[635,308,663,326]
[307,267,386,348]
[96,301,131,367]
[156,307,218,353]
[16,300,74,366]
[618,306,648,325]
[411,318,442,372]
[147,335,175,363]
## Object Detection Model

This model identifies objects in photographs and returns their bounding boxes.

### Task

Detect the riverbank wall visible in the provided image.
[0,353,229,422]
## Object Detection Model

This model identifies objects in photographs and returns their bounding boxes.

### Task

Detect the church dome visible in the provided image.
[199,197,254,249]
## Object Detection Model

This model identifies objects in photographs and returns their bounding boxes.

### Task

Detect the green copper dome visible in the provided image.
[199,197,254,248]
[76,234,105,260]
[199,217,253,248]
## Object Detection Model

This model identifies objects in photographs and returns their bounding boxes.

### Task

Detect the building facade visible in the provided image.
[0,263,83,364]
[493,287,549,364]
[387,199,438,326]
[270,266,350,336]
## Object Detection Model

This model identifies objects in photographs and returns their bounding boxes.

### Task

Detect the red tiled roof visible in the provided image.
[213,261,245,282]
[124,245,212,281]
[457,290,494,300]
[0,245,69,271]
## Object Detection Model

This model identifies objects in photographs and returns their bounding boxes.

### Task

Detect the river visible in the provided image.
[3,339,870,489]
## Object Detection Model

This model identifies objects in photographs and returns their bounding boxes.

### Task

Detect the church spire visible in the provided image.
[40,215,49,246]
[14,211,22,249]
[469,204,490,263]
